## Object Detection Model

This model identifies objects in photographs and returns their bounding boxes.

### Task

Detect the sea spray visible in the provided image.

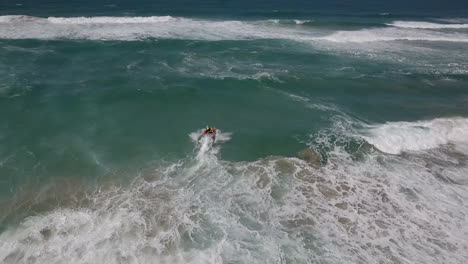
[1,123,468,263]
[1,5,468,263]
[363,117,468,154]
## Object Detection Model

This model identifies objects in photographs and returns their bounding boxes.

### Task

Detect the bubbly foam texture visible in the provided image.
[47,16,175,24]
[388,21,468,29]
[166,54,287,82]
[267,19,313,25]
[280,91,343,113]
[189,129,231,163]
[438,18,468,24]
[294,19,313,25]
[364,117,468,154]
[0,15,176,24]
[322,27,468,42]
[1,121,468,263]
[0,15,310,41]
[1,15,468,43]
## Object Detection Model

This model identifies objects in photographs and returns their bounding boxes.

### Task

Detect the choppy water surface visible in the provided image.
[1,1,468,263]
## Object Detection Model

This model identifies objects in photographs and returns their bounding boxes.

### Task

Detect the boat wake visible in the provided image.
[1,121,467,263]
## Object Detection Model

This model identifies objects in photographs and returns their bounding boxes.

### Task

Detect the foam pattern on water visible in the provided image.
[1,15,468,44]
[388,21,468,29]
[2,15,468,77]
[321,27,468,43]
[1,122,468,263]
[363,117,468,155]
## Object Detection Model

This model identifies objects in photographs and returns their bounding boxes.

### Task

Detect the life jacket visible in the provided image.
[204,128,215,134]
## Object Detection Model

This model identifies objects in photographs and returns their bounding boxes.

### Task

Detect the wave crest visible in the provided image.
[1,15,468,43]
[364,117,468,154]
[388,21,468,29]
[47,16,176,24]
[322,28,468,42]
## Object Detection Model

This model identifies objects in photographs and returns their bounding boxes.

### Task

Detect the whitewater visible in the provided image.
[1,15,468,43]
[1,4,468,264]
[1,117,468,263]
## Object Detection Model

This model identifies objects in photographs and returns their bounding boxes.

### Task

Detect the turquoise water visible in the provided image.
[1,2,468,263]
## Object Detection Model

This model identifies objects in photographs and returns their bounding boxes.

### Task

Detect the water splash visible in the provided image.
[1,125,468,263]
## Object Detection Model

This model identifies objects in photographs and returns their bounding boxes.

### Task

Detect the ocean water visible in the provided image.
[1,1,468,263]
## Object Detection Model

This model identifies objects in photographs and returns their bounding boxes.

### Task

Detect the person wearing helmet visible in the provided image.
[200,125,216,141]
[203,126,216,134]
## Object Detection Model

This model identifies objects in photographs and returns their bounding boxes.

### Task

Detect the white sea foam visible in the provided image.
[0,15,310,41]
[322,27,468,43]
[294,19,313,25]
[189,129,232,163]
[1,124,468,263]
[388,21,468,29]
[0,15,39,23]
[267,19,313,25]
[280,91,344,114]
[437,18,468,24]
[1,15,467,44]
[364,117,468,154]
[47,16,176,24]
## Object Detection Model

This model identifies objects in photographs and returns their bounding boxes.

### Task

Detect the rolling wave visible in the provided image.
[1,15,468,43]
[1,120,467,263]
[363,117,468,154]
[267,19,315,25]
[388,21,468,29]
[322,27,468,42]
[47,16,176,24]
[0,15,305,41]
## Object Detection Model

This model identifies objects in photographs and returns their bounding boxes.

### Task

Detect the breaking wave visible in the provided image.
[388,21,468,29]
[1,122,468,263]
[267,19,314,25]
[322,28,468,43]
[48,16,176,24]
[0,15,312,41]
[363,117,468,155]
[0,15,176,24]
[1,15,468,43]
